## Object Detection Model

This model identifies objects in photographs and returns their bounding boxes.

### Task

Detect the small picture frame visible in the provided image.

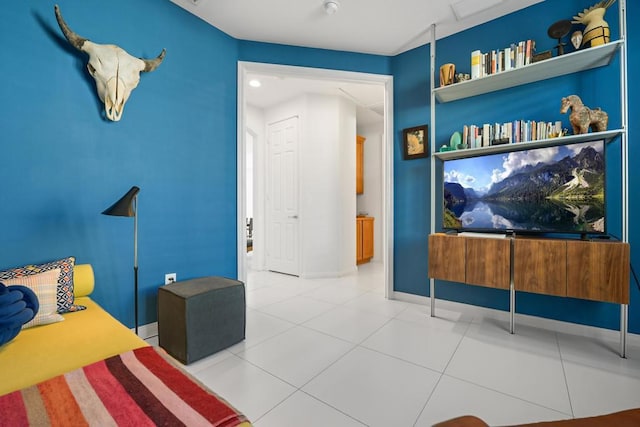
[402,125,428,160]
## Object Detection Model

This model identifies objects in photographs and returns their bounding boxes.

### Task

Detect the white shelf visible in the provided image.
[433,129,623,160]
[433,40,623,103]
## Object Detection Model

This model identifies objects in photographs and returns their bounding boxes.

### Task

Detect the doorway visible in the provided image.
[237,62,394,297]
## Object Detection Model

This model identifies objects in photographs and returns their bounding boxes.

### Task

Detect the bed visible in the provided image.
[0,261,250,426]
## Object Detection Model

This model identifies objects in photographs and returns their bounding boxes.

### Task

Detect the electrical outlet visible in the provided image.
[165,273,176,285]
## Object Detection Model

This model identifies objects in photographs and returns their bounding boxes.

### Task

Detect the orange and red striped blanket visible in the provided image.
[0,346,250,427]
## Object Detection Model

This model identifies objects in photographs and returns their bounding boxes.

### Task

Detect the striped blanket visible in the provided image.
[0,346,250,427]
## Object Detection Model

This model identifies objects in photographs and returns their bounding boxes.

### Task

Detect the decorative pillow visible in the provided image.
[3,269,64,329]
[0,257,86,313]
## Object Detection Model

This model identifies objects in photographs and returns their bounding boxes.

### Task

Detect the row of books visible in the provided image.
[470,40,535,79]
[462,120,563,148]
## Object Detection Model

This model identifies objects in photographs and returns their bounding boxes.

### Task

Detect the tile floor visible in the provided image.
[146,262,640,426]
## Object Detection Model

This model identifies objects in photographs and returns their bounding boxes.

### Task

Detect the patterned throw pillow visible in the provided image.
[3,269,65,329]
[0,257,86,313]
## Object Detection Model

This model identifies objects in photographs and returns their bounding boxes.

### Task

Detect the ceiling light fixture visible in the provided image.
[249,79,262,88]
[323,0,340,15]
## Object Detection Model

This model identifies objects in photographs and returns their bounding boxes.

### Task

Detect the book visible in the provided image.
[482,123,491,147]
[471,50,482,79]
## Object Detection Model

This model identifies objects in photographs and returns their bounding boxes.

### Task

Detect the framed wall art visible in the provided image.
[402,125,428,160]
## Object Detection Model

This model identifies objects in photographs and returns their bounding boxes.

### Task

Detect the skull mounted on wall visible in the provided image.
[54,5,166,121]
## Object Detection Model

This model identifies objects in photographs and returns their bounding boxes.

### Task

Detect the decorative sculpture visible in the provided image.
[547,20,572,55]
[572,0,617,48]
[54,5,166,121]
[560,95,608,135]
[571,31,583,49]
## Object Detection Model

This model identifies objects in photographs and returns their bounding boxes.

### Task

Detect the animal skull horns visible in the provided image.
[54,5,166,121]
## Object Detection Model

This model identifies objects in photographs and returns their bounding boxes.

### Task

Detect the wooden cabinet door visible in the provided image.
[465,237,510,289]
[514,239,566,296]
[428,234,465,283]
[357,217,374,264]
[567,241,630,304]
[356,218,363,262]
[356,135,365,194]
[362,217,374,261]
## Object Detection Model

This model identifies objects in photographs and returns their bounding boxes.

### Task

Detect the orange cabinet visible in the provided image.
[356,135,365,194]
[356,216,374,264]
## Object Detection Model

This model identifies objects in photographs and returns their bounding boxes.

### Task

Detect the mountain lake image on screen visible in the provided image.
[442,139,605,235]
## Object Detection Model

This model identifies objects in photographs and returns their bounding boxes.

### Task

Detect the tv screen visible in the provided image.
[443,139,605,235]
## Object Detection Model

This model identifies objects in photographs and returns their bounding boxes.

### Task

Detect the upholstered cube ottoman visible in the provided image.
[158,276,245,364]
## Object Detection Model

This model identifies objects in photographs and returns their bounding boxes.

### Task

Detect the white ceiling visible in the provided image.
[170,0,542,56]
[169,0,542,123]
[244,69,387,126]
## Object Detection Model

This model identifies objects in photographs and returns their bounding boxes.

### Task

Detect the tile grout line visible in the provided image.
[556,330,576,419]
[412,312,475,426]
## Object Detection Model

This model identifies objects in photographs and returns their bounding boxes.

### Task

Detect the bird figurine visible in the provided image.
[572,0,617,47]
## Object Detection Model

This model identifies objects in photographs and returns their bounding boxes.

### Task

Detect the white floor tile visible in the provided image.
[557,330,640,373]
[246,286,299,309]
[397,302,473,326]
[227,309,295,354]
[257,295,337,324]
[563,359,640,418]
[238,326,355,387]
[342,292,409,317]
[302,283,368,305]
[254,391,366,427]
[362,317,468,372]
[416,375,569,426]
[445,319,572,414]
[144,335,159,346]
[303,346,440,427]
[178,349,235,375]
[195,355,296,421]
[303,305,391,344]
[183,267,639,427]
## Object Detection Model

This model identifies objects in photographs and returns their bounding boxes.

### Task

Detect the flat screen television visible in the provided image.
[443,139,605,235]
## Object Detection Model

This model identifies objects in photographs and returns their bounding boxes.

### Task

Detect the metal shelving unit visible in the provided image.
[434,129,624,160]
[433,40,623,103]
[428,0,629,356]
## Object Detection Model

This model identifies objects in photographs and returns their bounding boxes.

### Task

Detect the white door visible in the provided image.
[266,116,299,276]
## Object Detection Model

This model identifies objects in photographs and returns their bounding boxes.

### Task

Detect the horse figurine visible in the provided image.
[560,95,608,134]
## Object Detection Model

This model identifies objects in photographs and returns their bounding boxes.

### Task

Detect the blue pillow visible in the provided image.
[0,282,39,347]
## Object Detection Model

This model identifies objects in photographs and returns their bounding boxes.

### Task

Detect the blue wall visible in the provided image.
[392,0,640,333]
[1,0,637,335]
[0,1,390,330]
[0,0,240,327]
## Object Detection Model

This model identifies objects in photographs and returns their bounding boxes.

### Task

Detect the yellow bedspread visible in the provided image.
[0,265,147,395]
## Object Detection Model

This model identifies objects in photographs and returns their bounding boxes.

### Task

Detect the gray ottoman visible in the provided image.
[158,276,246,364]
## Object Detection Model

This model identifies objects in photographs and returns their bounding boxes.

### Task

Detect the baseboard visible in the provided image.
[301,267,358,279]
[134,322,158,340]
[392,291,640,346]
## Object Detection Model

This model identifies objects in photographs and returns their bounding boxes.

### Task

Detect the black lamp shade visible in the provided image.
[102,186,140,217]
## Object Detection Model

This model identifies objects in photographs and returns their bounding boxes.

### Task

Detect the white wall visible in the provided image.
[356,121,384,261]
[255,93,356,278]
[246,104,266,270]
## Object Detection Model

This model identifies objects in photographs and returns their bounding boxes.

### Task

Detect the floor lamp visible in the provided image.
[102,186,140,335]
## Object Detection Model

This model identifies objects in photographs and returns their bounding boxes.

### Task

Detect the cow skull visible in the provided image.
[54,5,166,121]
